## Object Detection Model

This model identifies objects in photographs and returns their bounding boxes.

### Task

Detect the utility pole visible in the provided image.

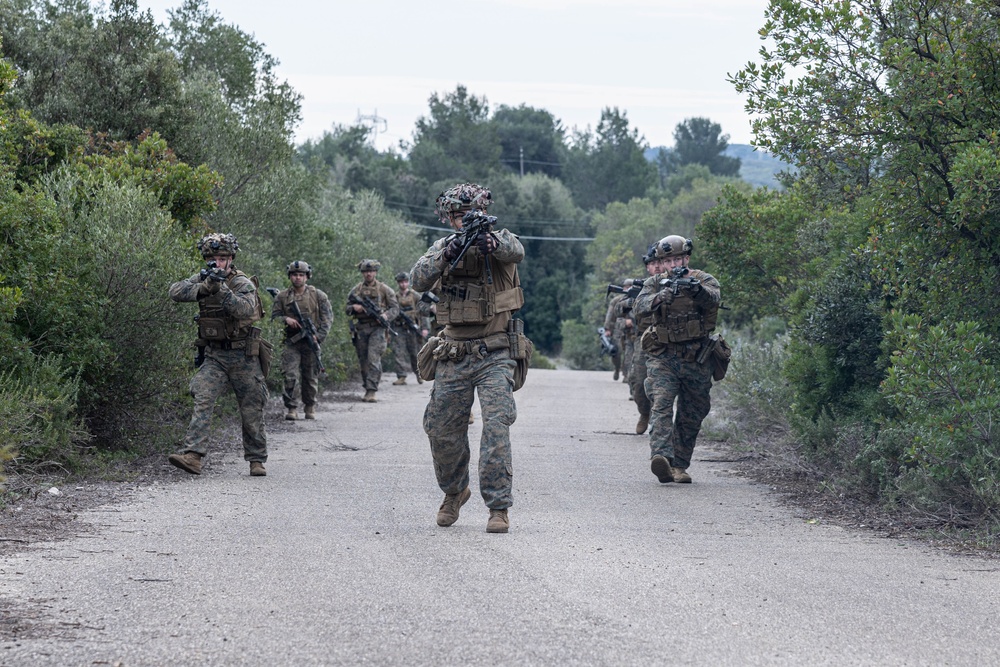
[519,146,524,177]
[355,109,388,147]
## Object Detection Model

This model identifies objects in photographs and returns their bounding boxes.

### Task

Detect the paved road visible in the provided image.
[2,369,998,666]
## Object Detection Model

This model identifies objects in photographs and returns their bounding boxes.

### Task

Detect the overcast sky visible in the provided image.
[138,0,772,152]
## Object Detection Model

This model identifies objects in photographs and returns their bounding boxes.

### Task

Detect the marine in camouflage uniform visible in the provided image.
[167,233,269,477]
[346,260,399,402]
[390,272,426,386]
[603,293,624,381]
[411,183,525,534]
[271,260,332,420]
[634,235,721,484]
[625,245,664,435]
[617,280,637,388]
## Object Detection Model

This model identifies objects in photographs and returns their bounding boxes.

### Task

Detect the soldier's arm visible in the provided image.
[316,291,333,342]
[382,285,400,323]
[345,287,358,316]
[633,276,662,318]
[270,291,286,322]
[692,272,721,307]
[410,238,449,291]
[168,273,208,302]
[490,229,524,264]
[603,300,617,331]
[220,276,259,320]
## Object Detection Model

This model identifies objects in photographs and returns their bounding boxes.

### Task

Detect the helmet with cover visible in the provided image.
[197,233,239,258]
[358,259,381,272]
[395,272,409,283]
[287,260,312,278]
[434,183,492,223]
[653,235,693,259]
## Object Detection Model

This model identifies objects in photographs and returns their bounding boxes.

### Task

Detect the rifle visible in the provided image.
[606,279,644,299]
[447,209,501,284]
[598,327,618,357]
[420,291,439,304]
[658,266,701,297]
[348,293,398,336]
[397,309,422,336]
[266,287,326,374]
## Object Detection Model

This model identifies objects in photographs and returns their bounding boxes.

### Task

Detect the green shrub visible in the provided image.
[530,348,556,370]
[722,333,794,444]
[875,315,1000,522]
[559,318,610,370]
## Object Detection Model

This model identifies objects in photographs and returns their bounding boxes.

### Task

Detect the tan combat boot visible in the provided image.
[436,487,471,527]
[636,412,650,435]
[487,509,509,534]
[168,451,203,475]
[362,390,377,402]
[671,467,692,484]
[650,455,674,483]
[304,406,316,419]
[285,408,298,421]
[417,376,424,385]
[468,412,475,424]
[393,377,407,385]
[249,461,266,476]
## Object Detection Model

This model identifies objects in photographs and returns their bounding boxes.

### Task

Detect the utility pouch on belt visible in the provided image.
[197,317,228,341]
[508,318,533,391]
[417,336,440,382]
[711,334,732,381]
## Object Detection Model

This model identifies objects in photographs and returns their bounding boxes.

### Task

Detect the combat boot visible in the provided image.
[417,376,424,384]
[168,451,203,475]
[362,390,377,403]
[671,467,692,484]
[436,487,471,527]
[468,412,475,424]
[285,408,298,421]
[304,406,316,419]
[249,461,266,476]
[636,412,650,435]
[393,377,407,385]
[613,369,620,381]
[650,455,674,483]
[487,509,509,534]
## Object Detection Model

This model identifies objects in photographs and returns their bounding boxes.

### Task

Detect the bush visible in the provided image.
[559,319,610,370]
[721,333,794,445]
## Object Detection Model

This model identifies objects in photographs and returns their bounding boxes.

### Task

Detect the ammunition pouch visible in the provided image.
[507,319,532,391]
[417,336,440,382]
[197,317,229,341]
[437,284,523,326]
[709,334,731,381]
[652,312,707,344]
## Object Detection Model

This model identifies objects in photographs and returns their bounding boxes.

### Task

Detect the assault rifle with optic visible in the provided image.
[348,293,398,336]
[448,209,501,284]
[658,266,701,297]
[597,327,618,357]
[606,278,644,299]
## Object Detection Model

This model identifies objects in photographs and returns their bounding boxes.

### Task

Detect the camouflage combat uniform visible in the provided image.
[346,278,399,394]
[169,268,268,463]
[634,267,721,471]
[411,228,525,511]
[603,295,624,378]
[391,286,424,381]
[271,284,332,412]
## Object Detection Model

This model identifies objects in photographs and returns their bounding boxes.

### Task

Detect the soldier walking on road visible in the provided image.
[346,260,399,403]
[411,183,528,534]
[390,272,426,386]
[271,261,332,420]
[634,236,721,485]
[626,244,664,435]
[167,233,270,477]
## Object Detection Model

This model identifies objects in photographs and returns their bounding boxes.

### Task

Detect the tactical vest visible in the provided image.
[351,281,389,326]
[397,289,418,314]
[280,285,320,337]
[437,246,523,326]
[650,269,717,343]
[197,270,263,342]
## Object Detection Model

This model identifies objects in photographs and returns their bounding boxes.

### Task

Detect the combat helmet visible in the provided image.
[287,260,312,278]
[642,241,659,265]
[358,259,381,272]
[197,232,239,258]
[395,272,409,283]
[434,183,492,223]
[653,235,693,259]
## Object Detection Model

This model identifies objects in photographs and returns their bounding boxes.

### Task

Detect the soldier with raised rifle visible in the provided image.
[346,259,399,403]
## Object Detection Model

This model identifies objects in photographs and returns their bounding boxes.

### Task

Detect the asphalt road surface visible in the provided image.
[2,369,999,666]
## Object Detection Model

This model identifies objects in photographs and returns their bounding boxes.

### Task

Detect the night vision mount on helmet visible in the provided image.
[358,259,381,272]
[197,233,239,258]
[653,235,693,259]
[287,260,312,277]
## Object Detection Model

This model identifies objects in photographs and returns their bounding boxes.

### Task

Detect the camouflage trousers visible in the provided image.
[621,333,635,383]
[423,347,517,510]
[183,348,268,461]
[630,341,651,418]
[390,328,421,377]
[281,340,320,409]
[643,352,714,469]
[354,325,387,391]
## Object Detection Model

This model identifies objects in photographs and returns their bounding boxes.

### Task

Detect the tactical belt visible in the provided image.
[660,337,709,361]
[436,333,510,360]
[207,338,249,350]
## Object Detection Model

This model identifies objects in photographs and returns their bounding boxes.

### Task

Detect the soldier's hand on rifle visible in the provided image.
[475,231,496,255]
[443,236,464,261]
[652,289,674,308]
[351,304,365,314]
[284,316,301,330]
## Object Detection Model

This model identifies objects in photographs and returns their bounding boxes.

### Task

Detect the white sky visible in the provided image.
[138,0,771,152]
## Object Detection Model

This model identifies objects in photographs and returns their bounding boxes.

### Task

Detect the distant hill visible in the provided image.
[645,144,793,190]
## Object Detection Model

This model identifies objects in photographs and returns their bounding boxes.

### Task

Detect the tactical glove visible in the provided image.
[443,236,464,261]
[652,289,674,308]
[475,231,496,255]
